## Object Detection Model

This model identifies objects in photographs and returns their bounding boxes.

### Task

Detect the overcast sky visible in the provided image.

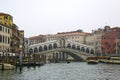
[0,0,120,37]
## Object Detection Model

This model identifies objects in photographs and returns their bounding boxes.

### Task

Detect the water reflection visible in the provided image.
[0,70,15,80]
[0,62,120,80]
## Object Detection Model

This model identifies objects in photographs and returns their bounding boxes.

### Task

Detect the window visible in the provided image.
[4,16,8,20]
[0,26,2,31]
[8,29,10,33]
[3,36,4,43]
[5,36,7,43]
[0,18,2,23]
[0,35,2,42]
[3,27,4,32]
[8,37,10,44]
[6,28,7,33]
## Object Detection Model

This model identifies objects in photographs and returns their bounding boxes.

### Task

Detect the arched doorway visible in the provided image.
[67,43,71,48]
[81,47,85,52]
[91,49,94,54]
[72,45,76,49]
[34,47,38,53]
[49,44,52,50]
[53,43,57,49]
[77,46,80,50]
[29,48,33,54]
[39,46,42,52]
[60,38,65,48]
[86,48,89,53]
[44,45,47,51]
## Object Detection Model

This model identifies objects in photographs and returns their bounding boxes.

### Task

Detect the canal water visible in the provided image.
[0,62,120,80]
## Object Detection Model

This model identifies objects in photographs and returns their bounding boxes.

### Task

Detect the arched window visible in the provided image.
[34,47,38,53]
[86,48,89,53]
[72,45,76,49]
[44,45,47,51]
[39,46,42,52]
[29,48,33,54]
[81,47,85,52]
[53,43,57,49]
[77,46,80,50]
[67,43,71,48]
[49,44,52,50]
[91,49,94,54]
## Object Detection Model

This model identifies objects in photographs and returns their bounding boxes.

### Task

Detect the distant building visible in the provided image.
[29,35,46,45]
[86,25,120,56]
[46,30,89,44]
[86,28,103,56]
[101,26,120,56]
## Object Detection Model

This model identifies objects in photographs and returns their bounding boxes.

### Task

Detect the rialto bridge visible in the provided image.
[28,38,96,61]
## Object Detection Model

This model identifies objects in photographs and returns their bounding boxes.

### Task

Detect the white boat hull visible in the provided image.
[0,63,15,70]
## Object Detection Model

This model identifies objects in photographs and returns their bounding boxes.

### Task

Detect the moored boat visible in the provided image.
[87,57,98,64]
[105,57,120,64]
[0,63,15,70]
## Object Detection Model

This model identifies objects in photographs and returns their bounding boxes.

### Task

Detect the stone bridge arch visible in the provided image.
[34,48,95,61]
[28,39,95,61]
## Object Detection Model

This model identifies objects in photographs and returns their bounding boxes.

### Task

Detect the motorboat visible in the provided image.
[87,57,98,64]
[105,56,120,64]
[0,63,15,70]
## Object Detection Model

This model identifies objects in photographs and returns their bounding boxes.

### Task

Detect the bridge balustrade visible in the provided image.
[28,39,95,61]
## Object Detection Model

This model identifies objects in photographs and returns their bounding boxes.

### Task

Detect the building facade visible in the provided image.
[29,34,46,45]
[0,13,24,54]
[0,13,13,52]
[101,26,120,56]
[10,24,20,53]
[86,28,103,56]
[0,13,13,27]
[19,30,25,55]
[86,26,120,56]
[0,24,10,52]
[46,30,89,44]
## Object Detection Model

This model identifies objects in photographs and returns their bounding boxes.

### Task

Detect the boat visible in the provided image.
[87,57,98,64]
[97,56,109,63]
[105,57,120,64]
[0,63,15,70]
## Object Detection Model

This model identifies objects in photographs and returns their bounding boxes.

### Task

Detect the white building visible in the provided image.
[0,24,11,52]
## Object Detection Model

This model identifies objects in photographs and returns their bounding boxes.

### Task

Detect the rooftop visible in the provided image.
[0,12,12,17]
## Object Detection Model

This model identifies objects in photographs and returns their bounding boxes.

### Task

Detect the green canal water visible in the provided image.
[0,62,120,80]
